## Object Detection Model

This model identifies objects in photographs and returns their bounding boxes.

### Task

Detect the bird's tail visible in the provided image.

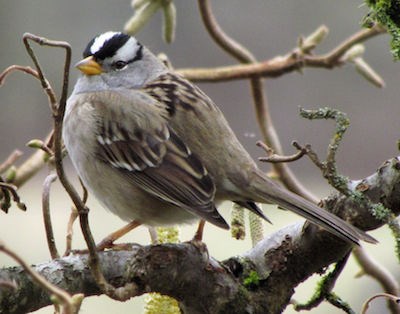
[249,171,377,245]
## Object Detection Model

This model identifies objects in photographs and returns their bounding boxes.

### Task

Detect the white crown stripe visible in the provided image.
[90,31,119,54]
[114,37,140,62]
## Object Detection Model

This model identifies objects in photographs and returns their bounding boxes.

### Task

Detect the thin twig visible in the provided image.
[354,246,400,314]
[22,34,63,112]
[64,179,87,256]
[308,24,385,67]
[257,141,310,163]
[22,33,138,301]
[176,25,385,82]
[0,66,57,187]
[79,178,88,204]
[299,107,351,195]
[361,293,400,314]
[22,33,107,291]
[64,207,79,256]
[0,150,23,174]
[325,293,355,314]
[197,0,255,63]
[0,65,39,86]
[12,141,50,187]
[27,139,54,156]
[26,34,117,297]
[0,64,56,188]
[293,251,351,311]
[197,0,317,202]
[42,173,60,259]
[0,241,83,314]
[0,182,26,211]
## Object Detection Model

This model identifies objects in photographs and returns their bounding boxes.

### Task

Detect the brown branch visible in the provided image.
[292,252,351,311]
[197,0,255,63]
[2,153,398,313]
[42,173,60,259]
[0,182,26,211]
[0,241,83,314]
[22,34,65,112]
[296,107,354,196]
[291,250,351,312]
[0,150,23,174]
[257,141,310,163]
[197,0,318,202]
[23,33,117,298]
[306,24,385,67]
[0,65,40,86]
[64,179,87,256]
[27,139,54,156]
[12,142,49,187]
[362,293,400,314]
[22,33,139,302]
[353,247,400,314]
[0,20,387,314]
[64,207,79,256]
[176,25,385,82]
[0,65,58,188]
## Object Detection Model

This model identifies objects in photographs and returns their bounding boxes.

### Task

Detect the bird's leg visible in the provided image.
[96,220,142,251]
[190,220,226,272]
[193,219,206,242]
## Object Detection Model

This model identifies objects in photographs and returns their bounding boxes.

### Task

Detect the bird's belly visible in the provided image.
[68,150,198,226]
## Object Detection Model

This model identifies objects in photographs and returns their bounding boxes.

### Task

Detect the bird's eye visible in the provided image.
[113,60,127,70]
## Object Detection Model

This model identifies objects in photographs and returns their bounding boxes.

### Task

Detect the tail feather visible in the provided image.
[234,201,272,224]
[250,172,377,245]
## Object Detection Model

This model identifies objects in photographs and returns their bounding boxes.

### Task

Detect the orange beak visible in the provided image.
[75,56,103,75]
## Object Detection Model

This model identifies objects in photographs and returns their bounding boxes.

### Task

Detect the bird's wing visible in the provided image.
[88,90,228,229]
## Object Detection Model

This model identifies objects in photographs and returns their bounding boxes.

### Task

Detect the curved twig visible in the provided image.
[0,150,23,175]
[257,141,310,163]
[0,65,39,86]
[22,33,141,302]
[197,0,255,63]
[0,182,26,211]
[21,33,108,294]
[0,241,83,314]
[12,133,52,187]
[42,173,59,259]
[299,107,351,195]
[293,252,351,311]
[361,293,400,314]
[354,246,400,314]
[197,0,318,202]
[176,25,385,82]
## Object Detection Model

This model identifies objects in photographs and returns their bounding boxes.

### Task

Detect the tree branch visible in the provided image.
[0,150,22,175]
[353,246,400,314]
[1,154,398,313]
[197,0,318,203]
[176,25,385,82]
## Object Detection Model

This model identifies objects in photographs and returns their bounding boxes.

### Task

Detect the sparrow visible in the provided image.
[63,31,376,245]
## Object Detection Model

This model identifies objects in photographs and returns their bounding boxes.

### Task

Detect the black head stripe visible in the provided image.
[83,33,131,60]
[83,37,96,58]
[94,33,130,60]
[129,44,143,64]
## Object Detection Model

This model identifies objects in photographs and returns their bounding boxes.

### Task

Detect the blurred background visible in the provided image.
[0,1,399,313]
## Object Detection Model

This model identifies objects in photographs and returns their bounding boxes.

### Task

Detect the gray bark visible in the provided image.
[1,157,399,314]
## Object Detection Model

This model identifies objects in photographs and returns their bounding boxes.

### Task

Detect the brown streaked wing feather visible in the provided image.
[143,72,216,116]
[93,92,229,229]
[120,129,229,229]
[97,118,168,171]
